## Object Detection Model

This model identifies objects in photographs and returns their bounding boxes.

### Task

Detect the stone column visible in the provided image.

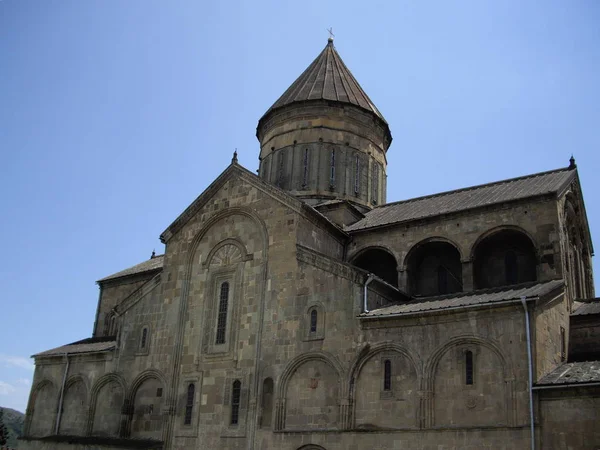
[461,259,474,292]
[397,267,409,293]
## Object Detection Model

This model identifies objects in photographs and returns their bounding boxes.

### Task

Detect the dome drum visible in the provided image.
[256,40,391,210]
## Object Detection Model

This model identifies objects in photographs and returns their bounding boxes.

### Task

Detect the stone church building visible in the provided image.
[21,39,600,450]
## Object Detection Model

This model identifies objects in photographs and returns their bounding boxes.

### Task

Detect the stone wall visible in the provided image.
[21,168,597,450]
[538,387,600,450]
[534,294,569,379]
[349,196,562,294]
[570,314,600,361]
[94,275,154,338]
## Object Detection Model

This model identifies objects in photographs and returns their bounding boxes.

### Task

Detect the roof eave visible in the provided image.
[347,192,560,234]
[359,296,539,320]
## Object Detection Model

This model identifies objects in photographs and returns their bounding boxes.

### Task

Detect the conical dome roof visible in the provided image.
[261,39,387,124]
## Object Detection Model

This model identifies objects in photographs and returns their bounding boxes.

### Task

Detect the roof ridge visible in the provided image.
[376,166,573,209]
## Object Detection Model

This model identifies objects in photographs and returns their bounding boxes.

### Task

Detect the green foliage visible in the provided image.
[0,409,8,446]
[0,407,24,448]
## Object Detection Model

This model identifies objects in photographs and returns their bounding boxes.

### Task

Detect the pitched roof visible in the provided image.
[261,39,386,124]
[346,167,576,232]
[361,280,564,318]
[536,361,600,387]
[33,337,116,358]
[160,162,348,244]
[97,254,164,283]
[572,300,600,316]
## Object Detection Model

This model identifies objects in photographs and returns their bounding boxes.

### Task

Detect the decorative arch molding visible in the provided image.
[164,206,270,443]
[89,373,127,401]
[25,379,57,436]
[203,237,252,269]
[469,225,539,262]
[348,342,422,429]
[29,379,56,403]
[275,351,346,431]
[402,236,466,269]
[348,244,399,268]
[423,335,516,427]
[127,369,167,403]
[349,341,422,388]
[65,374,89,394]
[59,375,89,435]
[87,373,127,434]
[187,207,269,270]
[277,351,345,398]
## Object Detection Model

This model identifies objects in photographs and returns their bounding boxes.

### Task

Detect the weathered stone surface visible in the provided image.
[20,40,599,450]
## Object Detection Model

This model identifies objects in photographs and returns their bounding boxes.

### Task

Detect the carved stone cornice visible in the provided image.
[296,244,365,284]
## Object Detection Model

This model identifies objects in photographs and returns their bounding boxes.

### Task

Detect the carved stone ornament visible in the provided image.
[209,244,243,267]
[465,393,478,409]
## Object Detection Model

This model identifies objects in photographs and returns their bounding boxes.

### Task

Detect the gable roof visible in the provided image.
[97,255,164,283]
[159,161,348,244]
[361,279,563,318]
[346,167,576,232]
[260,39,387,124]
[33,336,116,358]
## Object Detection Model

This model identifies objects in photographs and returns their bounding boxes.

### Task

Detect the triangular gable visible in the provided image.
[159,161,348,244]
[561,169,594,255]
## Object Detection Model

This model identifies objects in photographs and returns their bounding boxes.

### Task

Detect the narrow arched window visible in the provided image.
[310,309,318,333]
[302,148,309,188]
[231,380,241,425]
[354,155,360,195]
[184,383,195,425]
[505,251,518,284]
[330,149,336,186]
[216,282,229,344]
[372,162,379,204]
[277,152,285,187]
[465,351,474,385]
[437,265,448,294]
[140,328,148,349]
[109,316,116,335]
[383,359,392,391]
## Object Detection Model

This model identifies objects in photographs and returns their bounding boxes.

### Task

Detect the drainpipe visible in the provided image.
[521,296,535,450]
[54,352,70,435]
[363,274,375,313]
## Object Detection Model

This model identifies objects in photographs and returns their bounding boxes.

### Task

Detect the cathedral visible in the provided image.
[21,38,600,450]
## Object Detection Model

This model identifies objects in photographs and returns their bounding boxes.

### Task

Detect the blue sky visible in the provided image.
[1,1,599,412]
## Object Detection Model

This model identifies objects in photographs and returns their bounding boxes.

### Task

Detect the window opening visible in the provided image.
[354,155,360,195]
[330,149,336,187]
[302,148,309,188]
[216,282,229,344]
[141,328,148,349]
[505,251,518,284]
[560,326,566,361]
[231,380,241,425]
[372,162,379,204]
[156,388,163,397]
[465,351,474,385]
[184,383,195,425]
[383,359,392,391]
[310,309,318,333]
[277,152,285,187]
